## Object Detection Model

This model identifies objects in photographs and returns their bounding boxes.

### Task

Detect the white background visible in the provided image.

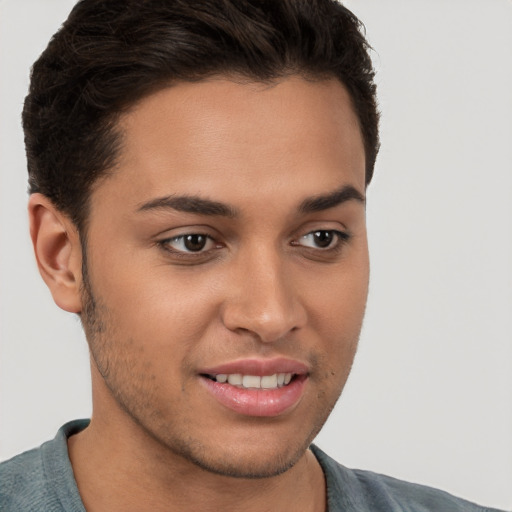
[1,1,511,510]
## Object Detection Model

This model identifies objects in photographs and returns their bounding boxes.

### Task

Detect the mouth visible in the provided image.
[198,359,309,417]
[202,372,295,389]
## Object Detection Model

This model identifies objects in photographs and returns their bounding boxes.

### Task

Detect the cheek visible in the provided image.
[307,257,369,372]
[89,255,221,348]
[309,256,369,331]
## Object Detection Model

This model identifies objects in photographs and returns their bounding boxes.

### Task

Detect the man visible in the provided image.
[0,1,507,511]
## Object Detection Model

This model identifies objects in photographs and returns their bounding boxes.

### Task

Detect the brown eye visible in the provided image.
[163,234,215,253]
[183,234,208,251]
[312,231,334,248]
[298,230,345,249]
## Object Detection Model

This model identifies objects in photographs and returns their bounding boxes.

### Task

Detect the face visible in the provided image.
[80,76,369,478]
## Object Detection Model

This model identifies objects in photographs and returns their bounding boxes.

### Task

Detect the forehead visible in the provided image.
[93,76,366,211]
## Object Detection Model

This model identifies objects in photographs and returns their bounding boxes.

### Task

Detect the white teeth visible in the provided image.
[261,374,278,389]
[214,373,293,389]
[227,374,243,386]
[243,375,261,388]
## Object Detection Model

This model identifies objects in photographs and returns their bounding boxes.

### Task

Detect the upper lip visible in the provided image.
[199,357,309,376]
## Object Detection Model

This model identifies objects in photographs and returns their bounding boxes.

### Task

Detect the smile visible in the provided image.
[199,359,309,417]
[205,373,294,389]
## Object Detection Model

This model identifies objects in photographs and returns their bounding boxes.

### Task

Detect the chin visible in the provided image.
[172,439,309,479]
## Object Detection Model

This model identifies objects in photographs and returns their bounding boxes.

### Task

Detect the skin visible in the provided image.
[29,76,369,511]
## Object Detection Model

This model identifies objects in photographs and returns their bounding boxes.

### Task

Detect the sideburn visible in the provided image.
[79,233,106,339]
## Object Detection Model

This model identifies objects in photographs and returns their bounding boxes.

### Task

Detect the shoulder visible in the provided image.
[0,420,89,512]
[0,445,48,510]
[311,445,507,512]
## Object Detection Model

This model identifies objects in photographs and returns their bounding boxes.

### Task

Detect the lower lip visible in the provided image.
[200,375,307,417]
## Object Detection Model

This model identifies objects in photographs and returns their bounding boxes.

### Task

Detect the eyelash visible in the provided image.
[291,230,350,251]
[160,234,218,256]
[158,229,350,259]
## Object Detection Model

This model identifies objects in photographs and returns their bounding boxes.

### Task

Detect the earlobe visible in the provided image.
[28,193,83,313]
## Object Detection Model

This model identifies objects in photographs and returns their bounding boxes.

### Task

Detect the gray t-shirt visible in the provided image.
[0,420,506,511]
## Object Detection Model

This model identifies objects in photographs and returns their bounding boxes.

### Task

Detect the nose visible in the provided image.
[221,247,307,343]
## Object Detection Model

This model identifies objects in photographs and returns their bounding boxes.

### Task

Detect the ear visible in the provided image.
[28,193,83,313]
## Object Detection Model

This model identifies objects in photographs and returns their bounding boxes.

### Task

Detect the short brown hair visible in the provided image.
[23,0,379,231]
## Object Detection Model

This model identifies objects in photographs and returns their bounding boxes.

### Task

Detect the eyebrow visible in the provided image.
[137,184,364,218]
[137,195,238,217]
[298,185,365,213]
